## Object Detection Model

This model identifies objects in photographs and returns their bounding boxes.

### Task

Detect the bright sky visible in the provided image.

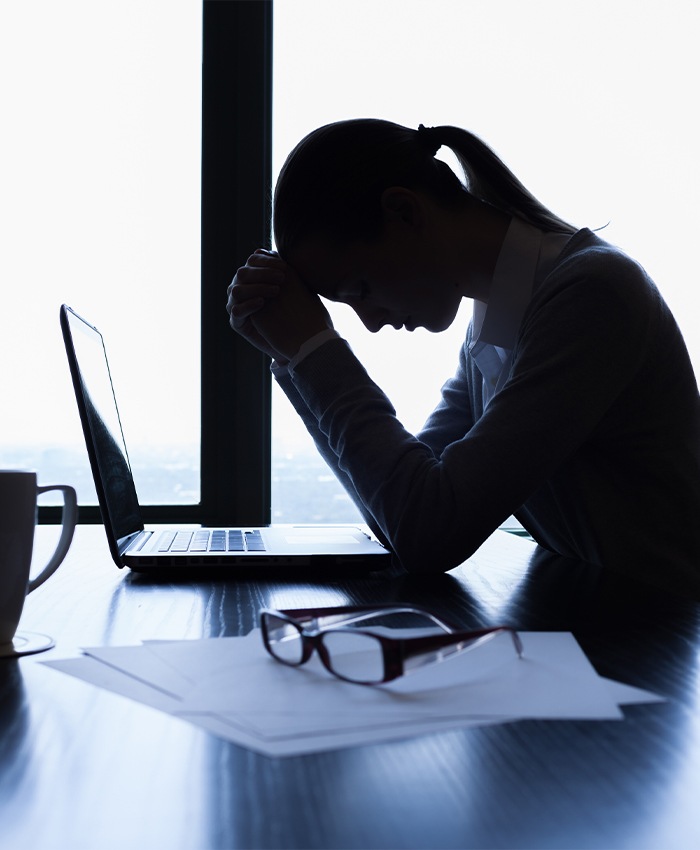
[272,0,700,444]
[0,0,201,452]
[1,0,698,465]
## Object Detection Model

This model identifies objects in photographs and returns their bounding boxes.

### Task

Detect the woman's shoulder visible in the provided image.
[540,228,660,307]
[556,228,650,280]
[522,228,671,348]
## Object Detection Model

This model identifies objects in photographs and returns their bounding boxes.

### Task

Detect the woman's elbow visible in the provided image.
[391,535,480,575]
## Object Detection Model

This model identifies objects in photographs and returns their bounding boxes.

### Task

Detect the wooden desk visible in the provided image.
[2,526,699,850]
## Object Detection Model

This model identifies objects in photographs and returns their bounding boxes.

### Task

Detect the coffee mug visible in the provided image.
[0,470,78,650]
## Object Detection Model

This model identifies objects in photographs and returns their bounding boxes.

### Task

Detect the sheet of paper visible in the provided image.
[42,630,664,758]
[185,711,507,758]
[80,645,194,697]
[604,679,666,706]
[175,631,625,720]
[81,634,263,698]
[42,656,499,757]
[44,656,183,713]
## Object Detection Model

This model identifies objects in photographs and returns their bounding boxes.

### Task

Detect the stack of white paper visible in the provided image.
[43,630,663,757]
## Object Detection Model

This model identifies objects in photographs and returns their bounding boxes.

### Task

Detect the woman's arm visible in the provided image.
[284,264,656,574]
[228,242,660,574]
[273,362,393,551]
[416,333,477,458]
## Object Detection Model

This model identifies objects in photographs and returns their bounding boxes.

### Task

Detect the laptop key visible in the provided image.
[171,531,193,552]
[157,531,177,552]
[227,531,245,551]
[190,531,210,552]
[210,530,226,552]
[245,530,265,551]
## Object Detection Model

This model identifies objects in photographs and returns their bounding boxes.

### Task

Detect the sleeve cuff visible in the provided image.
[288,329,342,371]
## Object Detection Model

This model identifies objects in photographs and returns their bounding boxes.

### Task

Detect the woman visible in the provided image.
[227,118,700,593]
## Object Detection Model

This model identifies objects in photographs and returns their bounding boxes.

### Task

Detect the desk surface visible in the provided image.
[2,525,699,850]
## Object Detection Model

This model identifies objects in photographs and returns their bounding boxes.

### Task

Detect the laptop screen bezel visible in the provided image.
[60,304,145,566]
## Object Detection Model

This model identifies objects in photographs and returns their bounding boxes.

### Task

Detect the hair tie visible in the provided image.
[416,124,442,157]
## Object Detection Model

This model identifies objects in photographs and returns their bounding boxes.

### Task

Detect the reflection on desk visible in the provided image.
[1,525,699,850]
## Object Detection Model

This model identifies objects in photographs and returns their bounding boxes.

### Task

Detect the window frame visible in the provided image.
[40,0,273,526]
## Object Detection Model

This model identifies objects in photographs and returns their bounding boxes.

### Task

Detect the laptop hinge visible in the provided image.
[118,529,152,555]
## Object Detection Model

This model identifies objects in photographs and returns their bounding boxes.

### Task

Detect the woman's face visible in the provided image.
[289,229,463,334]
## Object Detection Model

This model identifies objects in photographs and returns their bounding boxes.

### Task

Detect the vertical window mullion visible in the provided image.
[200,0,273,527]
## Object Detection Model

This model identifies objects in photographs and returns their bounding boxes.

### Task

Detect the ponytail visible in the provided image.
[421,124,576,234]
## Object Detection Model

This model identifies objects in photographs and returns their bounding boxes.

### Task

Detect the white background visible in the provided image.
[1,1,697,514]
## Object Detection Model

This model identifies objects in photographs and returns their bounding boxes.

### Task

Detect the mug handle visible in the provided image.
[27,485,78,593]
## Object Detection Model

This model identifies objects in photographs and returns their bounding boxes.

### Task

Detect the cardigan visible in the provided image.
[275,228,700,594]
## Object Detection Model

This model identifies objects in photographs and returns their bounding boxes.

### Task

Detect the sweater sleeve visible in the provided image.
[417,326,477,457]
[286,247,657,574]
[273,350,394,550]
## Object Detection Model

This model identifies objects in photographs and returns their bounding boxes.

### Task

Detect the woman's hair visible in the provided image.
[273,118,576,257]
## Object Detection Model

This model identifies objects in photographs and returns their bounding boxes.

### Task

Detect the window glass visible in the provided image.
[272,0,699,522]
[0,0,202,505]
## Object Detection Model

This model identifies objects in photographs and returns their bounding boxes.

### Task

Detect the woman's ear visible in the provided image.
[380,187,423,230]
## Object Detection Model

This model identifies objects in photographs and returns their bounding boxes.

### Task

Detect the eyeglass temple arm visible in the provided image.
[275,605,454,633]
[401,627,523,674]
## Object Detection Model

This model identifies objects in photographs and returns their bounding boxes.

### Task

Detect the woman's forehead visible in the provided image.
[289,239,358,298]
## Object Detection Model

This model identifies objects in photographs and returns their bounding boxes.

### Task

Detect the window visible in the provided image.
[1,0,202,512]
[5,1,274,527]
[11,1,697,527]
[271,0,700,522]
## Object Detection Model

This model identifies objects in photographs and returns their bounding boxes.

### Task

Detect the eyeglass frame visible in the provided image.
[260,604,523,686]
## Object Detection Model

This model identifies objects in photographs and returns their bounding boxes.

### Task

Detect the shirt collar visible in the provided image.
[471,216,543,351]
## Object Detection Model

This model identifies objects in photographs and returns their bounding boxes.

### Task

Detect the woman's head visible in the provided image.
[273,120,466,259]
[273,118,575,260]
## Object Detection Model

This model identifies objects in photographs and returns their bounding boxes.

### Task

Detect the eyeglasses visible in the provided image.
[260,605,523,686]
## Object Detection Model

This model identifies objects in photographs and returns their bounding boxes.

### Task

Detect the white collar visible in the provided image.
[471,216,543,352]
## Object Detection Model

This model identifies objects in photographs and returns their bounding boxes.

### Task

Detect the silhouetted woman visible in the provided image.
[227,119,700,594]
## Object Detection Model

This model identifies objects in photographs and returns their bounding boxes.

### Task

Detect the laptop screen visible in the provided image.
[61,306,143,548]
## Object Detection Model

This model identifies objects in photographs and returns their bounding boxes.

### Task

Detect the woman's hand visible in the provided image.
[227,249,287,361]
[227,249,332,363]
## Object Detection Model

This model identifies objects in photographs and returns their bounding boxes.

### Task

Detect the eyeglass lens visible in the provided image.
[264,614,305,664]
[320,630,385,683]
[264,613,386,683]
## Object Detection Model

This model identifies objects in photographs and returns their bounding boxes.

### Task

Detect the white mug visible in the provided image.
[0,470,78,647]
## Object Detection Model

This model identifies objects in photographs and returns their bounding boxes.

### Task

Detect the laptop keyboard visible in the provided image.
[156,529,266,553]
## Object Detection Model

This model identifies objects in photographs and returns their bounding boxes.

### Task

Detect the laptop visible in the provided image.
[60,304,391,574]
